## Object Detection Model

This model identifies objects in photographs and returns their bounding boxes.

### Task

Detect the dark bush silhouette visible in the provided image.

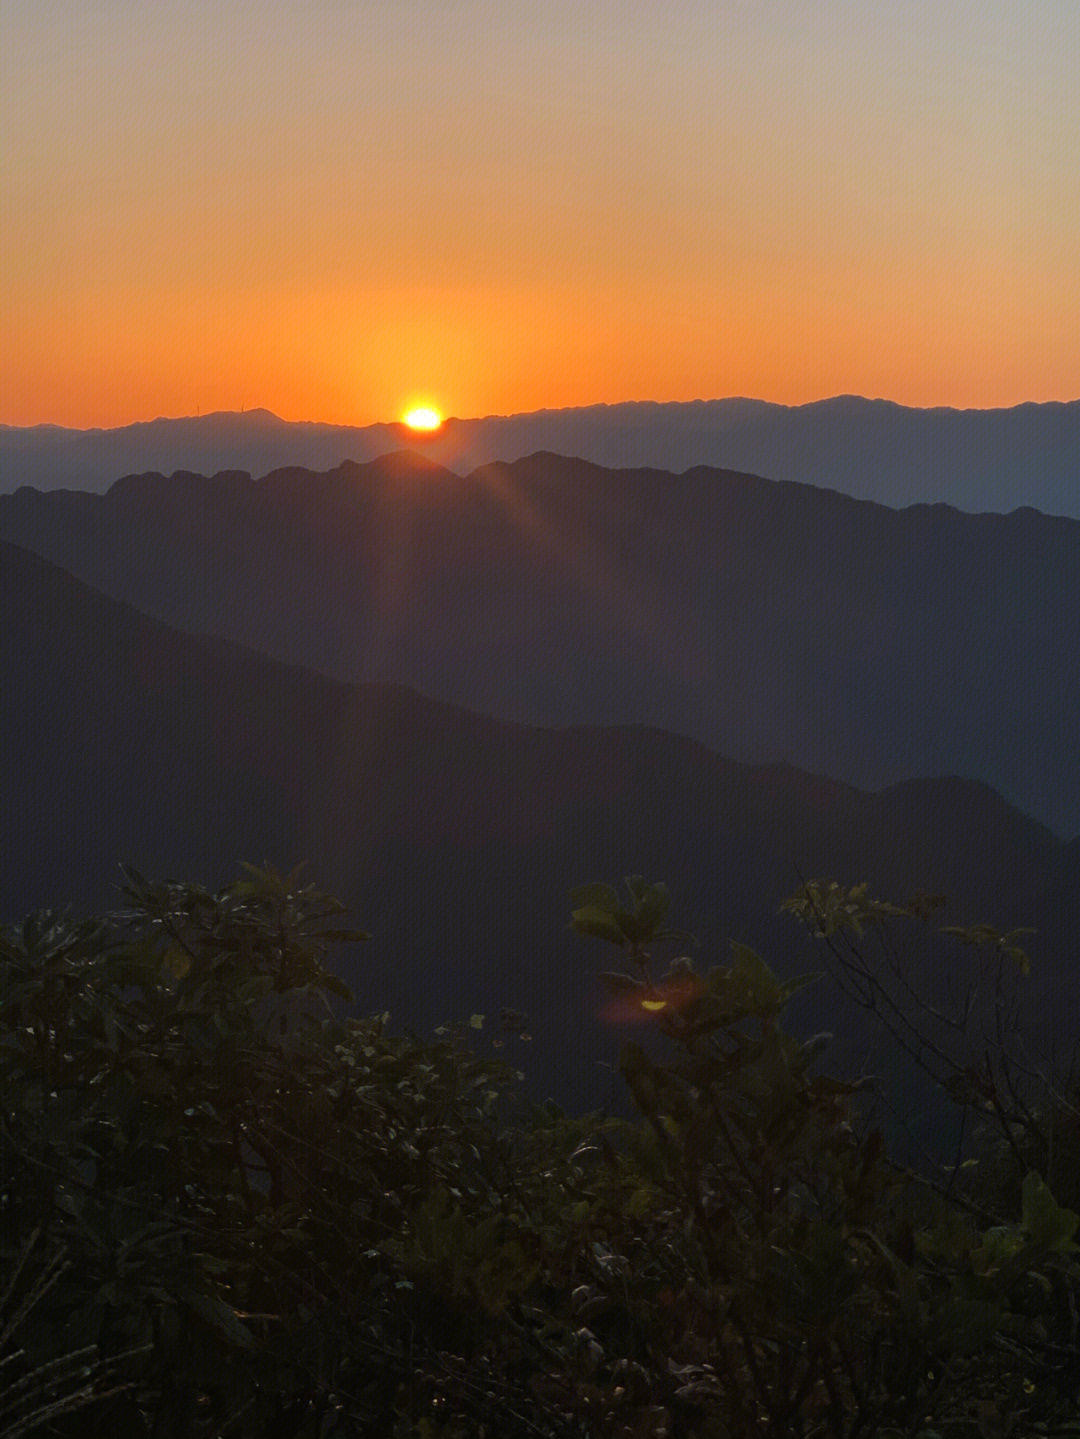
[2,865,1078,1437]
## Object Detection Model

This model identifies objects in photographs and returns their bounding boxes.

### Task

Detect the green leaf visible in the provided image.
[571,906,631,947]
[163,943,192,980]
[729,942,784,1010]
[318,973,355,1000]
[569,883,621,912]
[780,969,823,999]
[1021,1172,1080,1251]
[636,882,670,928]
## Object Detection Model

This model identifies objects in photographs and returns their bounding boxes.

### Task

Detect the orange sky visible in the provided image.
[3,1,1078,429]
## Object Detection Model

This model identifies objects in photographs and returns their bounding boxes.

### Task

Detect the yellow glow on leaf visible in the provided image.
[641,999,667,1012]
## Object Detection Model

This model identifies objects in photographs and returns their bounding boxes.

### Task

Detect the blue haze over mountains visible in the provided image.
[2,447,1078,836]
[3,538,1078,1151]
[3,397,1079,1146]
[3,395,1080,516]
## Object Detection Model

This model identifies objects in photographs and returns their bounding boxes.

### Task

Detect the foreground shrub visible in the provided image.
[1,866,1078,1437]
[564,877,1080,1437]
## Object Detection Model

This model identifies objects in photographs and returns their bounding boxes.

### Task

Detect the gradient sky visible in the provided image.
[3,0,1078,428]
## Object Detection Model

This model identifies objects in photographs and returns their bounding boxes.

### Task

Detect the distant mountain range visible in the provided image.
[3,395,1080,515]
[3,538,1075,1141]
[4,450,1079,835]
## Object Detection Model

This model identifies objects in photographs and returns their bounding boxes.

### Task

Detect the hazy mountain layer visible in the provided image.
[3,451,1079,834]
[3,395,1079,515]
[1,539,1072,1135]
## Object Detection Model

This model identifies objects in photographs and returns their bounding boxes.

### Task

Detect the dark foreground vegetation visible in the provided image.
[3,865,1079,1438]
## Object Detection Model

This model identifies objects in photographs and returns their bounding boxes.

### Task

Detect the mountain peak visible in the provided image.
[355,448,460,479]
[5,398,1080,515]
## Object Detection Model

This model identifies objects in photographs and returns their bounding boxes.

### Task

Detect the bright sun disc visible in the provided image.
[403,406,442,431]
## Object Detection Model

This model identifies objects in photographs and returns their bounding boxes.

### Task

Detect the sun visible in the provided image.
[402,406,443,432]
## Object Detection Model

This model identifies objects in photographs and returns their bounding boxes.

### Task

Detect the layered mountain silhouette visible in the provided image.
[3,395,1080,515]
[3,451,1078,834]
[1,539,1072,1142]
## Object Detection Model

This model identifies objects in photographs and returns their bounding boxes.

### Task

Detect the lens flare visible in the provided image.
[599,974,705,1025]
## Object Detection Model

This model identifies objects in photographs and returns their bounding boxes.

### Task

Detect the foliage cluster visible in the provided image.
[2,865,1079,1438]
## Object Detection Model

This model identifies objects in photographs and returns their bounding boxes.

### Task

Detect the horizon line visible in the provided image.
[5,392,1080,434]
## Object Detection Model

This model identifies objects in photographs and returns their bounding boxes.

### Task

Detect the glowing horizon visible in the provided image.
[9,388,1080,439]
[4,2,1079,430]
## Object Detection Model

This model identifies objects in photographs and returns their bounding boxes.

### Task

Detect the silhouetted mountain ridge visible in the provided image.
[3,451,1078,834]
[3,395,1079,514]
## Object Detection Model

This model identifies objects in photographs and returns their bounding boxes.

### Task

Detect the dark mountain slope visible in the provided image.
[1,541,1072,1128]
[3,452,1079,833]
